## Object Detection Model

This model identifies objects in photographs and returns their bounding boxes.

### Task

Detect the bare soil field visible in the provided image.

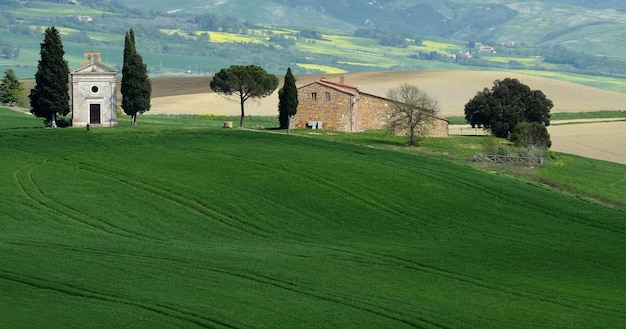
[149,70,626,117]
[548,121,626,165]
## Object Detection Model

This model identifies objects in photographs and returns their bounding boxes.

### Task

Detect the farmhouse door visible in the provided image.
[89,104,101,124]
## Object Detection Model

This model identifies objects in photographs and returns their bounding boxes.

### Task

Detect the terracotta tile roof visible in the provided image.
[298,78,359,96]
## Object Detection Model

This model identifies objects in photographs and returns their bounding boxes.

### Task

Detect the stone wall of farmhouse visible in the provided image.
[353,94,391,131]
[293,82,448,137]
[293,84,354,131]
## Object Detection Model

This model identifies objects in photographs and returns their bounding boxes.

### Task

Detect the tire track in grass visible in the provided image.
[211,151,436,236]
[13,161,158,241]
[410,159,626,238]
[4,240,445,328]
[67,160,276,239]
[0,269,242,329]
[207,148,626,318]
[206,267,445,329]
[204,147,626,319]
[353,248,626,322]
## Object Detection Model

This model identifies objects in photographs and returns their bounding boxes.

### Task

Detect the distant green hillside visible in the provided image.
[3,0,626,90]
[1,107,626,328]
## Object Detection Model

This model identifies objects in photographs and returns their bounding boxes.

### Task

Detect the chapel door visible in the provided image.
[89,104,101,124]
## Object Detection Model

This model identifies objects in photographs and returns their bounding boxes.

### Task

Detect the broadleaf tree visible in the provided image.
[278,67,298,132]
[464,78,553,138]
[0,69,24,106]
[121,28,151,126]
[387,83,440,146]
[29,26,70,127]
[210,65,279,128]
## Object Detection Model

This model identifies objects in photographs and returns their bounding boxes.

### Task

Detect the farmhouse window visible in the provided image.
[311,92,317,101]
[325,92,331,101]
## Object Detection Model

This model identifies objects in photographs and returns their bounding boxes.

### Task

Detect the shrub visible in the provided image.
[481,135,515,155]
[55,115,72,127]
[511,122,552,149]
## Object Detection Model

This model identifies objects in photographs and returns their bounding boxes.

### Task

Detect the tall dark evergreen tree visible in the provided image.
[278,67,299,131]
[121,28,151,126]
[29,26,69,127]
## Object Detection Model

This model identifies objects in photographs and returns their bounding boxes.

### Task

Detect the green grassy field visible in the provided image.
[1,108,625,328]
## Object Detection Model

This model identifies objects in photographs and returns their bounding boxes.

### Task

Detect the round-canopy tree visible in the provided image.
[210,65,278,128]
[464,78,553,138]
[29,26,70,127]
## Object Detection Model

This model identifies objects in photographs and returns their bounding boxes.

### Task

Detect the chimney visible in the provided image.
[84,50,101,64]
[339,74,345,85]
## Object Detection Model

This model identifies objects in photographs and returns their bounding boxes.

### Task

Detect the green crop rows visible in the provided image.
[1,108,625,328]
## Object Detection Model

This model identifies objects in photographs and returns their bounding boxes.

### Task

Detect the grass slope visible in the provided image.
[1,108,625,328]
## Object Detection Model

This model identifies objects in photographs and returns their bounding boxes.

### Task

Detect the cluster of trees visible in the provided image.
[542,46,626,76]
[383,78,552,149]
[297,29,323,40]
[0,69,24,106]
[27,26,151,127]
[354,28,422,48]
[190,13,253,33]
[268,34,296,48]
[464,78,553,147]
[0,40,21,59]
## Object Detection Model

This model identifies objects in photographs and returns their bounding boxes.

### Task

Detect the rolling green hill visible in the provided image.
[1,107,625,328]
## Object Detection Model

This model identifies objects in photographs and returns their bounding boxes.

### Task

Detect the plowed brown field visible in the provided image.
[149,70,626,116]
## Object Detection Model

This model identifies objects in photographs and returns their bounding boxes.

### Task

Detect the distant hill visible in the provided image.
[4,0,626,85]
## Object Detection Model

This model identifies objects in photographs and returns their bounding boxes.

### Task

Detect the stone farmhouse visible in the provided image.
[70,51,118,127]
[292,75,449,137]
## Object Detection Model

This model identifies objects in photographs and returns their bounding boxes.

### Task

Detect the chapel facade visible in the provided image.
[70,51,118,127]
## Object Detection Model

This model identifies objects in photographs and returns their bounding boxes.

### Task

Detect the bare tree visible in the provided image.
[387,83,440,145]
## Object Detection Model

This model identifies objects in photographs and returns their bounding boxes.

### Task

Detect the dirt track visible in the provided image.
[147,70,626,165]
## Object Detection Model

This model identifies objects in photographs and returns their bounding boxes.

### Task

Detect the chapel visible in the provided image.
[70,51,118,127]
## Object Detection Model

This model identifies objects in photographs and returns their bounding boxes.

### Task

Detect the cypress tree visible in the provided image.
[29,26,69,127]
[121,28,151,126]
[278,67,298,131]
